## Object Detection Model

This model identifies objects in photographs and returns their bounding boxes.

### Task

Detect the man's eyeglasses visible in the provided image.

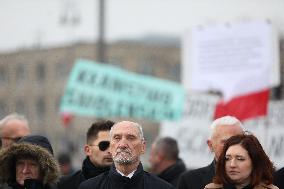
[89,141,110,151]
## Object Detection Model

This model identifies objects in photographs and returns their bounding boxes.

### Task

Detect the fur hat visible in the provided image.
[0,142,59,185]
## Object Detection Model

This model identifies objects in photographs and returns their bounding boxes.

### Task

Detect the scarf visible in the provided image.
[82,157,110,179]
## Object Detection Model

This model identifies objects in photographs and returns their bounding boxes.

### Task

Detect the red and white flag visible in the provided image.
[214,89,270,121]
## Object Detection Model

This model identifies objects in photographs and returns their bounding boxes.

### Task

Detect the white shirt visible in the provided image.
[116,168,136,178]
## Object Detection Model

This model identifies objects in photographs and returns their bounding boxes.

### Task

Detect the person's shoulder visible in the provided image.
[274,167,284,176]
[257,183,279,189]
[273,168,284,188]
[0,183,13,189]
[47,183,60,189]
[144,171,175,189]
[59,170,82,183]
[78,172,107,189]
[58,170,84,189]
[180,164,212,178]
[204,183,223,189]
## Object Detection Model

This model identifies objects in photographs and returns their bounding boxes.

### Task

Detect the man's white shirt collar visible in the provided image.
[116,169,136,178]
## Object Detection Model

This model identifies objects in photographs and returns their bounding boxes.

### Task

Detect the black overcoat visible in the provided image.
[79,163,175,189]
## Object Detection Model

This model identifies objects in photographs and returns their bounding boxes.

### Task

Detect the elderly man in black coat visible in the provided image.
[177,116,244,189]
[79,121,174,189]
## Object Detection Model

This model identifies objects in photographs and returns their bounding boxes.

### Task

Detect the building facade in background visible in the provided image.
[0,40,180,166]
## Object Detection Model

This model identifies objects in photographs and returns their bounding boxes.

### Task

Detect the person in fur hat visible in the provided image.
[0,135,60,189]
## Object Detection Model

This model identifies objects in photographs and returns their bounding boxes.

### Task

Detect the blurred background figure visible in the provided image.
[0,113,31,148]
[149,136,186,187]
[205,134,278,189]
[57,153,76,176]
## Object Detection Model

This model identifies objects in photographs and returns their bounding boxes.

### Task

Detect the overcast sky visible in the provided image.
[0,0,283,52]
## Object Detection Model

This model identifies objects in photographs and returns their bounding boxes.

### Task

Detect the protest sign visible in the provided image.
[60,59,185,121]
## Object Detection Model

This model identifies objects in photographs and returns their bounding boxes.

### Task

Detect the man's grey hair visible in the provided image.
[133,122,144,140]
[110,121,144,140]
[210,115,243,136]
[154,136,179,161]
[0,113,29,129]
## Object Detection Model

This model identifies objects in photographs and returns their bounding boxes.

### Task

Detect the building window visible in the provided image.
[0,100,7,118]
[55,95,62,112]
[36,63,45,83]
[55,62,68,78]
[169,64,180,82]
[36,97,45,118]
[109,57,124,68]
[15,99,26,114]
[16,64,26,82]
[137,57,155,76]
[0,65,8,83]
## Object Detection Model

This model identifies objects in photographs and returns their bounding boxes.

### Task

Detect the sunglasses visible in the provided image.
[90,141,110,151]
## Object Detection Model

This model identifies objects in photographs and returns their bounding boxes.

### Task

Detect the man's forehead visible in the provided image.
[215,132,239,142]
[5,119,26,126]
[112,124,139,135]
[95,130,111,140]
[215,124,242,133]
[98,130,110,135]
[3,120,29,131]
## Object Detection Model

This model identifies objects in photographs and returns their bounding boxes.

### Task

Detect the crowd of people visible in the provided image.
[0,113,283,189]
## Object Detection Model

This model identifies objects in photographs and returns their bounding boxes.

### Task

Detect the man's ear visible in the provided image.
[84,145,91,156]
[207,139,213,152]
[141,140,146,154]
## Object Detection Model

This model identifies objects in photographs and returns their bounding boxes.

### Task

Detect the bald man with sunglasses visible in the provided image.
[58,120,115,189]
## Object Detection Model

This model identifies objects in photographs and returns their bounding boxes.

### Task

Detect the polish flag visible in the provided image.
[214,89,270,121]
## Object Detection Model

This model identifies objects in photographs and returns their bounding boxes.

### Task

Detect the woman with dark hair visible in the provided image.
[204,134,278,189]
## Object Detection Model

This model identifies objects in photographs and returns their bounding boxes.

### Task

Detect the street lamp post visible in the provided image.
[97,0,106,63]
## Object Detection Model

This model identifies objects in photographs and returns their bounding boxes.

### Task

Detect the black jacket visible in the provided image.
[78,162,175,189]
[178,160,215,189]
[157,159,186,187]
[58,157,110,189]
[0,181,58,189]
[273,167,284,189]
